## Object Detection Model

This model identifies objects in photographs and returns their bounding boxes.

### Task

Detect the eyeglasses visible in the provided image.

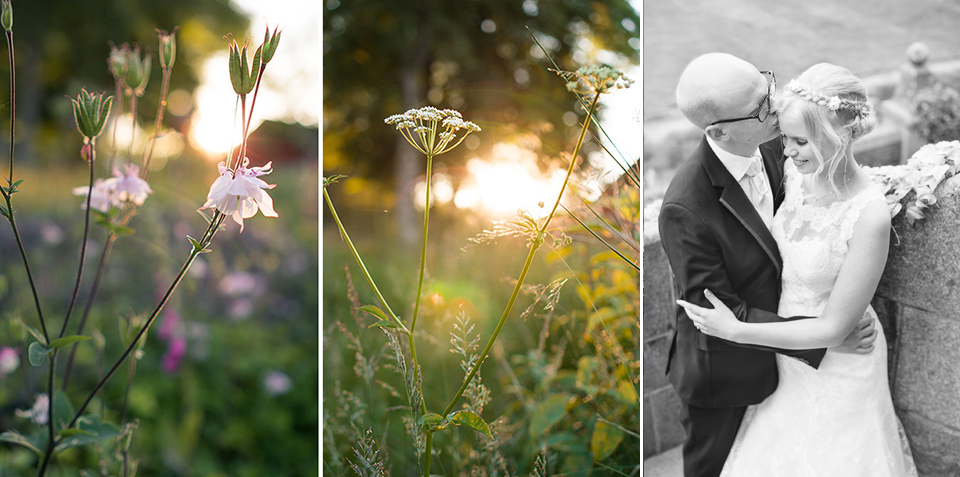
[710,71,776,126]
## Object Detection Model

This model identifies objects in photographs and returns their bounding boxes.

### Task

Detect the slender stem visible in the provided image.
[120,344,138,423]
[229,95,246,171]
[424,432,433,477]
[409,153,433,333]
[2,193,47,341]
[59,143,96,339]
[6,29,13,181]
[322,187,408,332]
[127,96,138,161]
[439,94,601,419]
[141,67,172,178]
[37,355,56,477]
[108,80,123,172]
[62,234,117,391]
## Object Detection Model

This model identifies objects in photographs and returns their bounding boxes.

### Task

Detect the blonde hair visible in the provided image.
[777,63,878,198]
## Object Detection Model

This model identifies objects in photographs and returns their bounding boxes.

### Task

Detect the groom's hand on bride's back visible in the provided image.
[834,312,877,354]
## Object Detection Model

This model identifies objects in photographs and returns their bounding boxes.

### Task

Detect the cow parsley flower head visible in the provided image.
[202,157,278,232]
[384,107,480,156]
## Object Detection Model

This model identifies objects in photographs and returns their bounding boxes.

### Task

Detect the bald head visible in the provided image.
[676,53,764,130]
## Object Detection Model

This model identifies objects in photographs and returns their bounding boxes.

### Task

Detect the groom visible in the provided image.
[657,53,877,477]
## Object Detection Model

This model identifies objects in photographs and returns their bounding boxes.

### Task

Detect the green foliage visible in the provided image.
[912,84,960,143]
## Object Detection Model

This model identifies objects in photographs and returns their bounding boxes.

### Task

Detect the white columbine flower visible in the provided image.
[72,179,114,212]
[202,157,278,232]
[15,394,49,425]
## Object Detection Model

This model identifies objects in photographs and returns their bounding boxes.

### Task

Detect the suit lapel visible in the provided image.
[698,137,783,276]
[760,138,787,211]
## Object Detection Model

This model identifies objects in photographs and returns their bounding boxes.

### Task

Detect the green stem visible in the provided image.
[2,191,47,341]
[6,29,13,182]
[37,354,56,477]
[127,95,138,161]
[322,187,408,333]
[59,142,96,339]
[424,432,433,477]
[407,153,433,419]
[438,94,601,419]
[62,234,117,391]
[141,66,172,178]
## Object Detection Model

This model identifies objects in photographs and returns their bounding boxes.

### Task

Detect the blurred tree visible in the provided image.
[323,0,640,244]
[0,0,248,163]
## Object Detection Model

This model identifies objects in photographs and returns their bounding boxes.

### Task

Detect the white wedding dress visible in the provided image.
[720,161,918,476]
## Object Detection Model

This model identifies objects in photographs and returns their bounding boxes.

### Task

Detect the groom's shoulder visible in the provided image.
[662,151,711,207]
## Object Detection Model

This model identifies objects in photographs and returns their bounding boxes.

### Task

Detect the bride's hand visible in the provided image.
[676,289,742,341]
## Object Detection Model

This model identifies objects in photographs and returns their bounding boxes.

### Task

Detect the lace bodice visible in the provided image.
[772,161,886,317]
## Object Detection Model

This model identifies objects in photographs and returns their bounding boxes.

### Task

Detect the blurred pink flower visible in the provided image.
[72,164,152,211]
[111,164,152,206]
[159,309,181,342]
[202,158,278,232]
[161,336,187,374]
[0,346,20,377]
[263,370,293,396]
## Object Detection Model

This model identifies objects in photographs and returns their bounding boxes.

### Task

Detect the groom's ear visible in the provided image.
[705,124,727,141]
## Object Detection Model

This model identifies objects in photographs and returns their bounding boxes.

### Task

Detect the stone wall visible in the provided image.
[642,174,960,475]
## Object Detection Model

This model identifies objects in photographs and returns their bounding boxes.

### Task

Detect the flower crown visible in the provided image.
[784,80,869,119]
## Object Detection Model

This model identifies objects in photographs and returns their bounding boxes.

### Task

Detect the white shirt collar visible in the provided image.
[705,135,760,182]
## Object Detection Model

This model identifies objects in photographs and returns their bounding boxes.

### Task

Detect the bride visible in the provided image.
[678,63,918,476]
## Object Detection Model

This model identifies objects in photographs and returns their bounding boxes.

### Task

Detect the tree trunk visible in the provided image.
[395,62,421,246]
[394,36,430,246]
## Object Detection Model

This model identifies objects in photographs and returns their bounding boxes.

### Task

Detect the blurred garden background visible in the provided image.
[0,0,319,475]
[323,0,641,475]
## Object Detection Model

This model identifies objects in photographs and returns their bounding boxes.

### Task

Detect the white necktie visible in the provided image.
[745,154,773,227]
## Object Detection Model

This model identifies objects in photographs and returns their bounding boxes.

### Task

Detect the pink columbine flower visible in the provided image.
[201,157,278,232]
[72,164,152,211]
[0,347,19,377]
[15,394,49,425]
[111,164,152,206]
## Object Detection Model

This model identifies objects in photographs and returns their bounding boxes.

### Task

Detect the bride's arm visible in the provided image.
[681,199,891,349]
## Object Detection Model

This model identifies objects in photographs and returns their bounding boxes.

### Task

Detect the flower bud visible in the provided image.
[71,88,114,141]
[107,43,128,82]
[157,27,178,69]
[227,35,258,96]
[261,25,281,64]
[123,45,151,97]
[1,0,12,33]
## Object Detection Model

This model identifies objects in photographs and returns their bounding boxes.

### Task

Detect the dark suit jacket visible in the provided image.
[658,136,827,409]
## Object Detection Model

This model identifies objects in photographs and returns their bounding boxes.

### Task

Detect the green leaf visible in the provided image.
[28,341,51,366]
[358,305,390,323]
[367,320,399,330]
[449,410,492,439]
[417,413,444,433]
[53,392,77,433]
[0,430,44,456]
[590,420,625,461]
[529,393,572,438]
[54,415,120,454]
[20,321,46,346]
[48,335,91,350]
[0,203,8,218]
[58,428,95,438]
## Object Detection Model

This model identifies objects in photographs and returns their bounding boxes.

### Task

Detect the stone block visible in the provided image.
[649,387,685,454]
[644,241,675,338]
[893,306,960,430]
[878,174,960,319]
[644,334,671,391]
[870,295,900,385]
[899,411,960,477]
